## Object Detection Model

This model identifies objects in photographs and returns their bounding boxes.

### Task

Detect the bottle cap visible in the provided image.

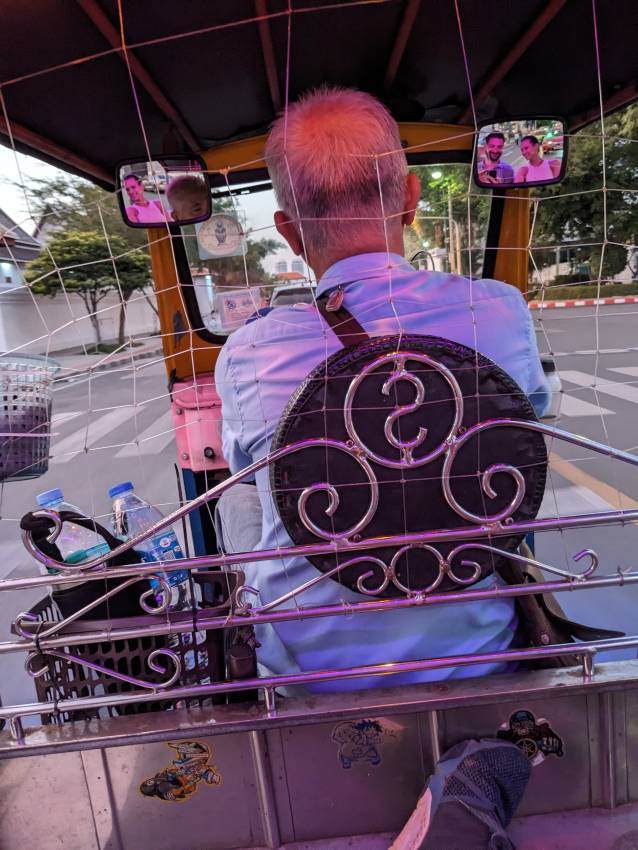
[108,481,134,499]
[36,488,64,507]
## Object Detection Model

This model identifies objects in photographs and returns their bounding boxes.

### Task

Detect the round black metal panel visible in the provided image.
[270,335,547,599]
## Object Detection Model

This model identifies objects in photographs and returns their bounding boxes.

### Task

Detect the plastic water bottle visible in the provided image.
[108,481,190,610]
[36,488,110,576]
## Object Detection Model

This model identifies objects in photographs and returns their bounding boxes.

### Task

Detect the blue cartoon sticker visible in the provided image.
[332,719,386,769]
[140,741,222,802]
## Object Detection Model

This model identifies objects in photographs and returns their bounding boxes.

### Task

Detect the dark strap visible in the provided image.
[21,510,143,567]
[496,554,624,657]
[316,286,369,349]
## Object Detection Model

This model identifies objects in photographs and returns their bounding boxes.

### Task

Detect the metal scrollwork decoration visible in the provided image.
[13,574,172,643]
[445,542,600,582]
[288,349,537,557]
[442,424,528,524]
[354,544,482,597]
[25,646,181,691]
[294,439,379,541]
[343,352,464,469]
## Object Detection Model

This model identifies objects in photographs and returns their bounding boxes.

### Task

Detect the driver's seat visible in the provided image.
[269,334,548,599]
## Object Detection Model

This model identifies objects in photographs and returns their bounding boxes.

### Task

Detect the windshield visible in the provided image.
[184,163,491,339]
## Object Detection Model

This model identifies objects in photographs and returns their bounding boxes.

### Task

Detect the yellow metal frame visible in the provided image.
[148,124,531,381]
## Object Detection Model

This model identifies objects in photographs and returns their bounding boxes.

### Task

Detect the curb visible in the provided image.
[54,345,164,383]
[529,295,638,310]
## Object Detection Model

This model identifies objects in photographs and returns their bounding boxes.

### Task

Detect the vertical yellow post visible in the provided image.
[493,189,531,295]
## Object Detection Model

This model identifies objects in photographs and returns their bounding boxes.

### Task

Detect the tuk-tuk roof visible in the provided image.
[1,0,636,189]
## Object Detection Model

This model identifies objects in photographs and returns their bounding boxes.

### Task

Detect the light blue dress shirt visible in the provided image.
[215,253,549,692]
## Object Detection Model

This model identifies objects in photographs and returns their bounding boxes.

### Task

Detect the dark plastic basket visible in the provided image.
[0,355,58,482]
[23,593,226,724]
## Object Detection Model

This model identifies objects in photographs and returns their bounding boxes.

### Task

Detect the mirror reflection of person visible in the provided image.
[477,132,514,185]
[165,174,209,221]
[123,174,169,224]
[514,135,561,183]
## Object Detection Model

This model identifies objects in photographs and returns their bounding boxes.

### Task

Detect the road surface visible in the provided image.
[533,302,638,656]
[1,302,637,712]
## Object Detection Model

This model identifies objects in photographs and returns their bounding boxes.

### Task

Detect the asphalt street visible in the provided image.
[1,302,637,712]
[533,302,638,653]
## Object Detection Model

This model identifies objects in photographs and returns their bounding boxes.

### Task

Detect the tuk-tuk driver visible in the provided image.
[214,87,550,694]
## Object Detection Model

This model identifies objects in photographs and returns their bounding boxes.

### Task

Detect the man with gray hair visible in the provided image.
[214,88,549,695]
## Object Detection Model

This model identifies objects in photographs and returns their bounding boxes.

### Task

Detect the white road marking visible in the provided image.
[559,370,638,405]
[539,484,614,518]
[559,395,614,418]
[50,407,134,463]
[553,348,633,356]
[609,366,638,378]
[51,410,85,426]
[114,411,175,457]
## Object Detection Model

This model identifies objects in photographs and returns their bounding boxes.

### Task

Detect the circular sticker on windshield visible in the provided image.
[197,214,245,258]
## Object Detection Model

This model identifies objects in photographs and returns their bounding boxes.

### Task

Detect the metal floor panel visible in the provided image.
[239,802,638,850]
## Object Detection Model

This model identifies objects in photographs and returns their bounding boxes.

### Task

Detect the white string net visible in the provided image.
[0,0,636,714]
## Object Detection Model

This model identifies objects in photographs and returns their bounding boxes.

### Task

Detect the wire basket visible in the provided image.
[0,354,59,482]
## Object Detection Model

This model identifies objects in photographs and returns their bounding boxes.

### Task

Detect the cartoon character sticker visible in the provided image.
[332,719,386,769]
[140,741,222,802]
[497,709,564,767]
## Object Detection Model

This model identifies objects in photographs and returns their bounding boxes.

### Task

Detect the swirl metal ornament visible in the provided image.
[25,646,181,691]
[296,439,379,541]
[354,544,483,597]
[343,352,464,469]
[13,574,172,642]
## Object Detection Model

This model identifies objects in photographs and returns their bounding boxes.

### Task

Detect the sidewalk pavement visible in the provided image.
[53,341,164,382]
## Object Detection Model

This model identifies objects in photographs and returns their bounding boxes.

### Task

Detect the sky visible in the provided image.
[0,143,62,232]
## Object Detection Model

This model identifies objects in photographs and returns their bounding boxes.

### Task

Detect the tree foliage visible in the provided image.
[24,175,147,248]
[23,175,153,347]
[531,104,638,279]
[409,165,491,277]
[25,231,150,350]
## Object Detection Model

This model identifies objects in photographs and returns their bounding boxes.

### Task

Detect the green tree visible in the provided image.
[532,104,638,280]
[25,231,150,350]
[410,165,491,276]
[24,175,147,249]
[22,174,155,346]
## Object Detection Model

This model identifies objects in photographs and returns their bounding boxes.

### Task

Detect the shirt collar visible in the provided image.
[316,252,412,297]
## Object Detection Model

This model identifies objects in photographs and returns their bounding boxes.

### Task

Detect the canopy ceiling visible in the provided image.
[1,0,635,188]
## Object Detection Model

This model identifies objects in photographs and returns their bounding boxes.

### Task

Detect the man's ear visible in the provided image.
[402,171,420,227]
[274,211,305,257]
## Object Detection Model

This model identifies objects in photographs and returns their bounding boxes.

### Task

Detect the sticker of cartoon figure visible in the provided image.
[331,719,385,769]
[497,709,564,767]
[139,741,222,802]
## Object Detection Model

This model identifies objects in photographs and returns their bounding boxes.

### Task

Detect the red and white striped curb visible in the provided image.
[528,295,638,309]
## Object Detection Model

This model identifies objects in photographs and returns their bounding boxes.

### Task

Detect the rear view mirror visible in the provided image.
[474,118,567,189]
[117,155,211,228]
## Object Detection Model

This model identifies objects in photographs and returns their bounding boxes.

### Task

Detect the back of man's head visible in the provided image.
[265,87,408,254]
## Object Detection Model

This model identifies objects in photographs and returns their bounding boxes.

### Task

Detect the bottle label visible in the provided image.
[60,542,112,569]
[140,533,188,587]
[85,542,111,560]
